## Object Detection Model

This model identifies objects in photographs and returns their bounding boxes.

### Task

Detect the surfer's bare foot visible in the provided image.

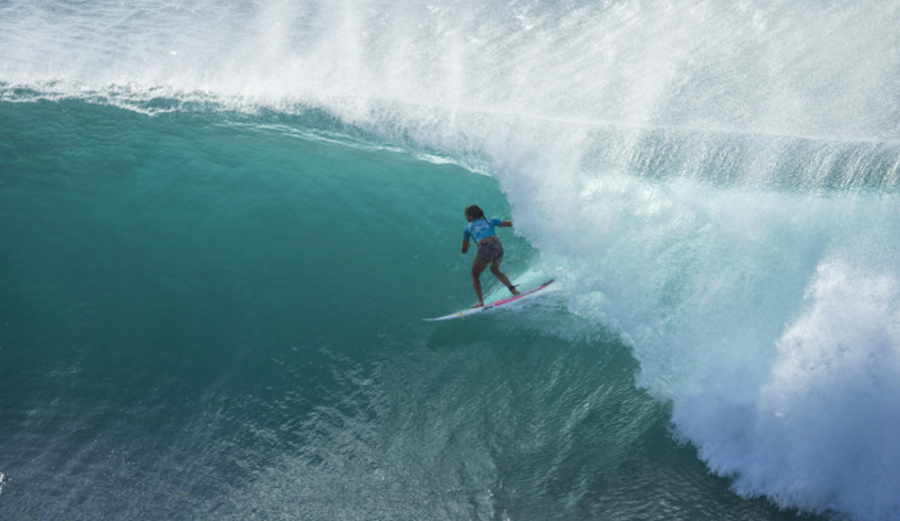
[509,285,520,295]
[471,301,484,308]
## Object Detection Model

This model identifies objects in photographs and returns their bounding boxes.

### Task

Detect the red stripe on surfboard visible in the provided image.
[486,280,553,308]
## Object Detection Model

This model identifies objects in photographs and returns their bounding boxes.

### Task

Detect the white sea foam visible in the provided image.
[523,159,900,520]
[4,1,900,519]
[672,260,900,520]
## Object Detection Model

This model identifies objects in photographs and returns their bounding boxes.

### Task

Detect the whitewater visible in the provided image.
[3,1,900,520]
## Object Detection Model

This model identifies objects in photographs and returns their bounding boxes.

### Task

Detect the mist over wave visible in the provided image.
[4,1,900,519]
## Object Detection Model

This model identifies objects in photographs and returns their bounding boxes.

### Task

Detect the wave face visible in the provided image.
[3,1,900,520]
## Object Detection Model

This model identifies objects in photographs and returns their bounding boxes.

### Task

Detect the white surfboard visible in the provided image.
[423,280,555,321]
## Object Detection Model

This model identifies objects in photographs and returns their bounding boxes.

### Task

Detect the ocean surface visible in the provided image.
[3,1,900,520]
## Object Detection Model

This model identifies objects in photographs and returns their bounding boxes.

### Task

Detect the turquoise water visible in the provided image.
[4,1,900,520]
[1,98,797,521]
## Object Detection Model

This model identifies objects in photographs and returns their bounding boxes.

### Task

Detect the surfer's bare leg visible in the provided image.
[471,257,489,307]
[490,257,520,295]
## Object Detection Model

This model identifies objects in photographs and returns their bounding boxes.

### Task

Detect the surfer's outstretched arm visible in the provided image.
[501,220,513,227]
[462,240,470,254]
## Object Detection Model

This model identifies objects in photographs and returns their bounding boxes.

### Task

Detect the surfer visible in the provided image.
[462,205,520,308]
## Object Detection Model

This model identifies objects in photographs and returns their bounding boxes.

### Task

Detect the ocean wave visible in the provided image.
[4,1,900,519]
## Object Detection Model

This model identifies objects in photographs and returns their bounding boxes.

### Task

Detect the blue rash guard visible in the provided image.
[463,218,503,244]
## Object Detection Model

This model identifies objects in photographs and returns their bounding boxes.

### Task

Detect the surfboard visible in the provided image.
[423,279,555,321]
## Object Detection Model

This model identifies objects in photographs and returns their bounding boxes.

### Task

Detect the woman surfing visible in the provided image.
[462,205,520,308]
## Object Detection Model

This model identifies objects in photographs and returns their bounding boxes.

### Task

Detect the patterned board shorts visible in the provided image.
[476,239,504,263]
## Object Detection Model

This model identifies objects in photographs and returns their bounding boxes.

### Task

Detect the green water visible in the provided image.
[0,100,817,520]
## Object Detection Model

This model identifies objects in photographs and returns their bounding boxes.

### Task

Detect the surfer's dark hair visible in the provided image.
[465,205,486,220]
